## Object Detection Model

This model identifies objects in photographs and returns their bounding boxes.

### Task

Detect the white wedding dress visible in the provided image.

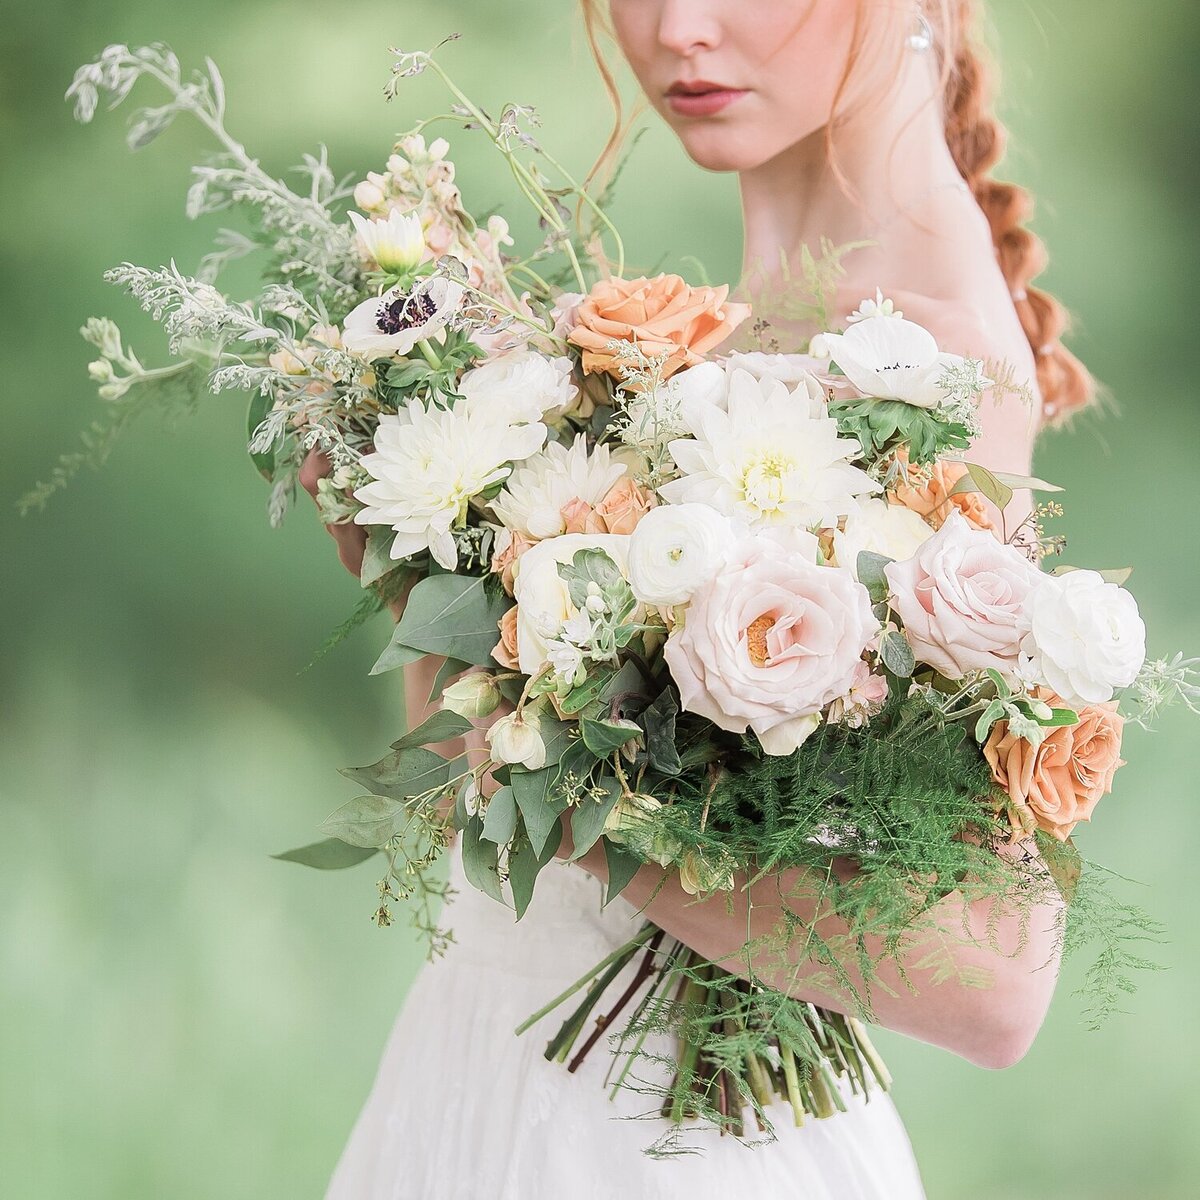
[326,851,927,1199]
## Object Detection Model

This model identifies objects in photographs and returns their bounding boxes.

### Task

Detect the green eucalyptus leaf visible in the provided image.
[948,462,1014,512]
[460,814,504,903]
[370,626,425,675]
[272,839,379,870]
[856,551,894,603]
[509,818,563,920]
[481,785,519,845]
[360,525,400,588]
[427,656,472,705]
[558,665,616,715]
[569,776,622,861]
[390,574,512,666]
[603,839,644,906]
[391,710,473,752]
[581,717,642,757]
[319,794,405,848]
[511,765,569,857]
[339,746,459,801]
[879,630,916,678]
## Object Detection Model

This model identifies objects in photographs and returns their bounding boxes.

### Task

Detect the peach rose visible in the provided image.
[559,497,599,536]
[492,604,520,670]
[490,529,534,596]
[888,458,993,532]
[567,274,750,386]
[983,693,1126,842]
[594,478,656,535]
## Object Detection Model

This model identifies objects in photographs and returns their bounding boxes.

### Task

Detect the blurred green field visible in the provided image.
[2,1,1198,1196]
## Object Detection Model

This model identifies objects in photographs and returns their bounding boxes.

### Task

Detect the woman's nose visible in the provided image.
[656,0,723,55]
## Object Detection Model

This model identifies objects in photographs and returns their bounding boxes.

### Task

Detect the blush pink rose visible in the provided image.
[885,509,1042,680]
[664,536,880,755]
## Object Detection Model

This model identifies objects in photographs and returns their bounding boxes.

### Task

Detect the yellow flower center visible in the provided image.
[745,614,776,667]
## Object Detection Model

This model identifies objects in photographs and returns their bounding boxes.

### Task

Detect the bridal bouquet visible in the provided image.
[37,40,1197,1155]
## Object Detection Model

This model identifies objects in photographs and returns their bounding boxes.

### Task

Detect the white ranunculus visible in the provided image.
[832,499,934,580]
[512,533,631,675]
[486,711,546,770]
[491,435,627,540]
[341,276,465,360]
[724,352,830,408]
[348,208,426,274]
[660,367,877,531]
[1017,570,1147,706]
[353,401,547,570]
[627,503,734,607]
[820,314,988,409]
[458,349,578,428]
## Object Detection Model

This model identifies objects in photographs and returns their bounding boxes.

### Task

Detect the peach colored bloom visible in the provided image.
[594,478,655,535]
[492,605,520,670]
[490,530,535,596]
[559,497,599,536]
[888,458,993,532]
[983,693,1126,842]
[567,274,750,387]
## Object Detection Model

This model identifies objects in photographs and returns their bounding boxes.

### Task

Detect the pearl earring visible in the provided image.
[906,11,934,53]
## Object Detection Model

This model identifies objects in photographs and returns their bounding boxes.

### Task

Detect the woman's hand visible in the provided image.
[299,447,368,579]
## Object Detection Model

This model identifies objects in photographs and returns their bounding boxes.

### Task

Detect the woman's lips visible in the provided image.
[666,88,749,117]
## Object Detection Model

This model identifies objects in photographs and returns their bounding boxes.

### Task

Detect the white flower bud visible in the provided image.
[441,673,501,718]
[486,712,546,770]
[353,179,386,211]
[87,358,114,382]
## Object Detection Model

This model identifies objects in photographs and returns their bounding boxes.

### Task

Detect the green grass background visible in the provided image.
[2,2,1197,1196]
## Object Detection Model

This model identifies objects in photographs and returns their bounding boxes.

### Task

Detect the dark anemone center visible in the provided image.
[376,288,437,335]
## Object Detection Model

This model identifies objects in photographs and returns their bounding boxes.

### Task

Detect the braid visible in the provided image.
[941,1,1095,423]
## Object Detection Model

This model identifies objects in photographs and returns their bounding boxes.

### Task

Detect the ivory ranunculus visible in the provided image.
[627,503,734,607]
[512,533,631,676]
[664,536,879,755]
[1017,570,1146,706]
[884,510,1043,680]
[832,498,934,580]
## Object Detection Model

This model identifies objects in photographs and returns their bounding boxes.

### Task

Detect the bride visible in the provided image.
[308,2,1093,1195]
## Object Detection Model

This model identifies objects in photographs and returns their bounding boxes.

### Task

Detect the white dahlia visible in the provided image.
[491,435,627,540]
[353,400,547,569]
[659,367,877,531]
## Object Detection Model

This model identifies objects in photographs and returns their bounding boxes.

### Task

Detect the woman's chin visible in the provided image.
[675,129,771,174]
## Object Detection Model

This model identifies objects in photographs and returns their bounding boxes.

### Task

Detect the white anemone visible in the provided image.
[353,400,547,569]
[659,367,877,531]
[820,314,987,409]
[491,435,627,540]
[341,276,465,360]
[348,208,426,274]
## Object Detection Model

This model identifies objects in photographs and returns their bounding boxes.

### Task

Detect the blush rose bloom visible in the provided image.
[983,692,1126,842]
[664,535,880,755]
[567,274,750,386]
[885,509,1043,680]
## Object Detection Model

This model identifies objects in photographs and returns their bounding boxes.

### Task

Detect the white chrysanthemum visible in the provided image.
[491,435,627,540]
[353,401,547,569]
[348,208,426,274]
[820,314,990,410]
[659,367,877,531]
[458,350,577,427]
[341,276,465,360]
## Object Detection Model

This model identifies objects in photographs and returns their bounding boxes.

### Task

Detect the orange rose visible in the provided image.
[567,274,750,386]
[492,605,520,670]
[490,530,534,596]
[983,693,1126,842]
[888,458,993,532]
[593,477,655,535]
